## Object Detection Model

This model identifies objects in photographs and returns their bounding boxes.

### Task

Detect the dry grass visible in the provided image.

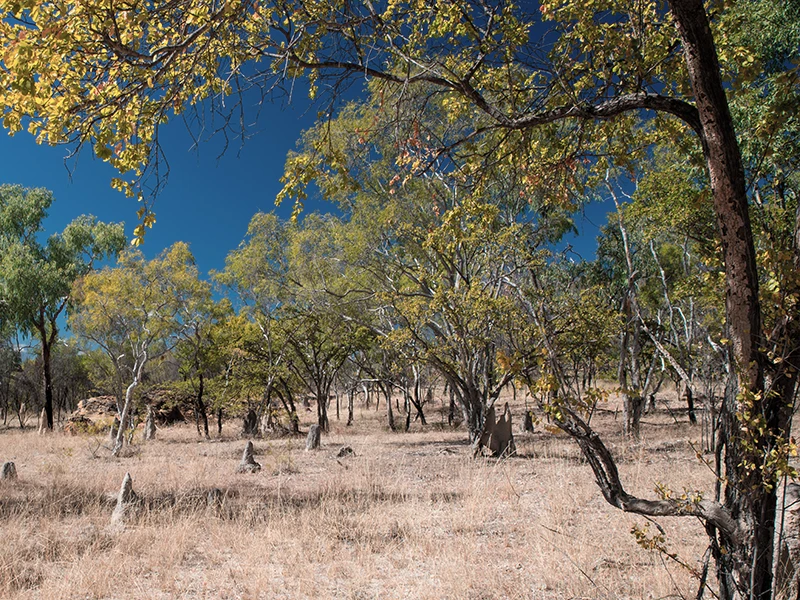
[0,390,714,599]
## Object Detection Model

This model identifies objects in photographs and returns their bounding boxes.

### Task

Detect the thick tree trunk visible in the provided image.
[448,386,456,426]
[459,384,485,444]
[668,1,774,598]
[622,393,645,438]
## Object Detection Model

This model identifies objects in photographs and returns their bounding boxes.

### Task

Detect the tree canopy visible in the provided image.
[2,0,800,597]
[0,184,125,428]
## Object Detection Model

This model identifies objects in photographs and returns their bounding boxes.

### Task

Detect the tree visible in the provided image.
[279,92,576,446]
[0,184,125,429]
[217,213,297,432]
[0,327,20,426]
[172,269,232,439]
[610,155,729,441]
[70,243,197,454]
[221,212,369,431]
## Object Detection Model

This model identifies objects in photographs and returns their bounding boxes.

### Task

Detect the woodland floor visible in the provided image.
[0,388,715,599]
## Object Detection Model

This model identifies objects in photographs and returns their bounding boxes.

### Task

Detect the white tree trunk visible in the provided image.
[112,354,147,457]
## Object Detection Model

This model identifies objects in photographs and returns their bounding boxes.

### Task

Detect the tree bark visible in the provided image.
[667,1,775,597]
[276,381,300,434]
[36,317,55,431]
[448,385,456,426]
[113,353,146,457]
[685,386,697,426]
[40,335,54,430]
[195,372,209,439]
[316,387,329,432]
[386,386,396,431]
[347,389,354,426]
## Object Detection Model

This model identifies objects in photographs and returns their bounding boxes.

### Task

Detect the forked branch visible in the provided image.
[554,404,740,544]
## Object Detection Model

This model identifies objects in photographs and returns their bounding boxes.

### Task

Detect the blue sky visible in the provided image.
[0,97,319,276]
[0,97,609,278]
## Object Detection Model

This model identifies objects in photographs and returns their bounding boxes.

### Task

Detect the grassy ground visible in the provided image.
[0,390,714,599]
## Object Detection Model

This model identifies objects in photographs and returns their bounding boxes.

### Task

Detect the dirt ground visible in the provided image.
[0,388,714,599]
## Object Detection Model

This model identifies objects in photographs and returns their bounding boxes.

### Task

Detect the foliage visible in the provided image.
[70,242,201,452]
[0,184,125,427]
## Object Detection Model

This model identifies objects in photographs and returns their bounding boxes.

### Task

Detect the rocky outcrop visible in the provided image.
[64,396,119,435]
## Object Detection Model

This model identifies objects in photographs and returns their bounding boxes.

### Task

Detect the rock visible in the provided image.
[207,488,224,508]
[141,387,189,425]
[477,404,515,457]
[489,403,516,457]
[1,461,17,480]
[66,392,187,436]
[478,406,497,450]
[110,472,139,530]
[236,441,261,473]
[64,396,119,435]
[305,424,321,451]
[143,406,156,441]
[336,446,355,458]
[38,408,47,435]
[242,410,258,436]
[155,403,186,426]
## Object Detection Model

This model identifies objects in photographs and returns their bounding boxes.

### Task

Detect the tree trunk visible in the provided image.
[38,323,54,430]
[113,355,146,457]
[415,401,427,425]
[668,1,776,597]
[448,386,456,426]
[316,389,329,432]
[195,373,209,439]
[216,407,223,437]
[386,387,396,431]
[614,196,644,440]
[622,393,645,438]
[461,384,485,444]
[276,382,300,434]
[685,386,697,425]
[347,390,354,426]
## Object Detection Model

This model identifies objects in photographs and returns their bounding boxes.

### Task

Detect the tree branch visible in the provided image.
[554,404,740,543]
